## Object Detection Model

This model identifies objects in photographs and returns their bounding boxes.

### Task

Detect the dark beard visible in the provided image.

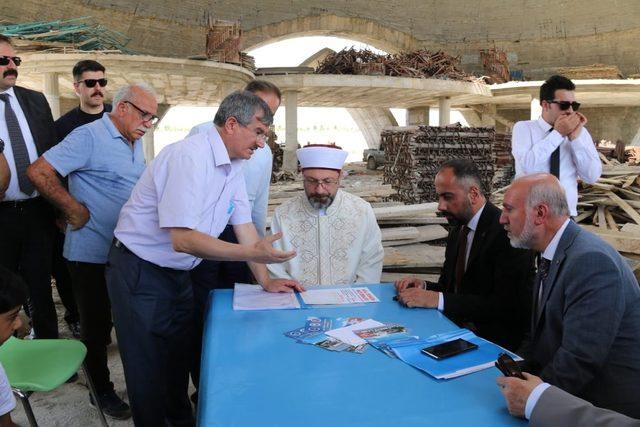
[308,194,335,210]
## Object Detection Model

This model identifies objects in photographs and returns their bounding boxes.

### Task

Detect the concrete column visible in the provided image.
[530,96,542,120]
[283,91,299,172]
[438,97,451,126]
[43,72,60,120]
[406,106,430,125]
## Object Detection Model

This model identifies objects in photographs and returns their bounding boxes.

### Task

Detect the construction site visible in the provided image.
[2,1,640,426]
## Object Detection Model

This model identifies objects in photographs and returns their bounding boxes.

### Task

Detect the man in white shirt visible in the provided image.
[106,90,302,426]
[268,144,384,286]
[500,173,640,418]
[511,75,601,216]
[497,373,640,426]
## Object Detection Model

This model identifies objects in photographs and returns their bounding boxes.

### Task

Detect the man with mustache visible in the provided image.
[394,159,535,351]
[27,83,158,420]
[268,144,384,285]
[0,34,59,340]
[499,173,640,418]
[51,60,112,341]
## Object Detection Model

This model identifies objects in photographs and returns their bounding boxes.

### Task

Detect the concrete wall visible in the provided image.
[4,1,640,78]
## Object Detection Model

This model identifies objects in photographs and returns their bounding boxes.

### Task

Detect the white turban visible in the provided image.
[296,145,348,171]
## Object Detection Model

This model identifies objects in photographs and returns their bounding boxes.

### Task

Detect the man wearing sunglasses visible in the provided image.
[49,60,112,344]
[512,75,601,216]
[27,83,158,420]
[0,34,60,340]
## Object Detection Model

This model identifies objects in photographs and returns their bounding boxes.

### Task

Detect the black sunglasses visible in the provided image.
[0,55,21,66]
[77,78,108,88]
[548,100,581,111]
[124,101,159,125]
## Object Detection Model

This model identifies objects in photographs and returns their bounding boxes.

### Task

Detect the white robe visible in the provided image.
[268,189,384,286]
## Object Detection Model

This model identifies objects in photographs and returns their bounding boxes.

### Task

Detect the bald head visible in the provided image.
[500,173,570,251]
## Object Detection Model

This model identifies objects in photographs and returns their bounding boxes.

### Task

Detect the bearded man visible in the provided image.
[268,144,384,286]
[395,159,535,351]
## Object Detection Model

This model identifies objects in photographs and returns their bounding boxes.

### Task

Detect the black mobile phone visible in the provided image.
[421,338,478,360]
[495,353,525,379]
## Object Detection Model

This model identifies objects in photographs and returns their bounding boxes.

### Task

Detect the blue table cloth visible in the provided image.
[198,283,526,426]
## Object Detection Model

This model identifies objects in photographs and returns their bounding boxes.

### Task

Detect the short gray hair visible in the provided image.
[112,83,157,106]
[526,178,570,217]
[213,90,273,127]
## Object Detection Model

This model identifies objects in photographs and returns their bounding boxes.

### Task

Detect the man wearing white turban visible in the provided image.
[268,144,384,285]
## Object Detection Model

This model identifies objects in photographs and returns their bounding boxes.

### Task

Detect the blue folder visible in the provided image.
[387,328,522,379]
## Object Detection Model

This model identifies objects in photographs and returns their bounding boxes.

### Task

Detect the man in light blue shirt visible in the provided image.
[106,90,301,427]
[187,80,280,400]
[27,83,158,419]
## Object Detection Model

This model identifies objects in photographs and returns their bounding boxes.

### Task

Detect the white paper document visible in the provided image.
[325,319,384,346]
[299,287,380,305]
[233,283,301,311]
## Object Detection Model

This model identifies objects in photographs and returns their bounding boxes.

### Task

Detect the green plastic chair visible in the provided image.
[0,337,108,427]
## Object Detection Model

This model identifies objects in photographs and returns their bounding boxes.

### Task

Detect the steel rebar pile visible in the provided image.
[492,133,515,189]
[315,48,478,81]
[382,125,495,203]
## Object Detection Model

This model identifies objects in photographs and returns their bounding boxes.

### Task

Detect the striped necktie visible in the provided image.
[0,93,35,196]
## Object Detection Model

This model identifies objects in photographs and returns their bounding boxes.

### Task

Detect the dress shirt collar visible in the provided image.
[207,126,231,167]
[104,113,129,141]
[542,218,571,261]
[536,116,554,133]
[466,202,485,232]
[0,86,15,96]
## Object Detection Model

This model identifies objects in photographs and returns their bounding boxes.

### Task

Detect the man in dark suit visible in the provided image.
[0,34,58,339]
[500,173,640,418]
[395,159,535,351]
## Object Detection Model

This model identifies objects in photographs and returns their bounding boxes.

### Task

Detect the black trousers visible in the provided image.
[67,261,113,394]
[106,242,194,427]
[53,229,79,324]
[0,198,57,338]
[189,225,252,391]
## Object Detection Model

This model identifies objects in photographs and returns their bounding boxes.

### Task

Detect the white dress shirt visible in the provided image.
[0,87,40,200]
[188,121,272,237]
[437,203,486,311]
[512,116,601,216]
[114,126,251,270]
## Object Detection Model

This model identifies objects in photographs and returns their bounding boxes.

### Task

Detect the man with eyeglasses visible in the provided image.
[511,74,601,216]
[0,34,59,340]
[268,144,384,285]
[50,60,112,342]
[105,90,301,426]
[26,83,158,420]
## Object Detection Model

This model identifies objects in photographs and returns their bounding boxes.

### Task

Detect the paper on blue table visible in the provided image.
[233,283,300,310]
[386,328,522,379]
[324,319,384,346]
[299,287,379,305]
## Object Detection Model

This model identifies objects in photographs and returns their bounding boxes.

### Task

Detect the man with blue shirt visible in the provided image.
[27,83,158,419]
[107,90,301,427]
[186,80,281,400]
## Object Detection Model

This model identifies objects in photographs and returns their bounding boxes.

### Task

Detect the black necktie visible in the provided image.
[549,127,560,179]
[535,257,551,317]
[0,93,35,195]
[454,225,471,293]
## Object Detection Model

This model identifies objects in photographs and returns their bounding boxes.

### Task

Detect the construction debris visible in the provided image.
[205,17,242,64]
[480,48,510,84]
[315,48,478,82]
[556,64,624,80]
[0,17,132,53]
[381,125,495,203]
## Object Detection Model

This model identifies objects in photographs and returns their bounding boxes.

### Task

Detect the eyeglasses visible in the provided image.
[0,56,21,66]
[124,101,159,125]
[303,178,339,188]
[548,100,581,111]
[76,78,108,88]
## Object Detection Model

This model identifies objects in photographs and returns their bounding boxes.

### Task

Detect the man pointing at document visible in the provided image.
[106,90,303,427]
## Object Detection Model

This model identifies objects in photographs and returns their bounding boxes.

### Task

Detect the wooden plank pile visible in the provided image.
[381,125,495,203]
[556,64,623,80]
[315,48,478,82]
